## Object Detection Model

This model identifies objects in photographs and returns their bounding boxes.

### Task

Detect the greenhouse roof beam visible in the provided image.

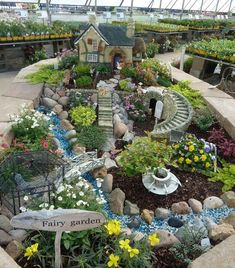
[119,0,124,6]
[188,0,199,11]
[204,0,214,11]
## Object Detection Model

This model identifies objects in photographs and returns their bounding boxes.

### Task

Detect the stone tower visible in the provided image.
[126,17,135,38]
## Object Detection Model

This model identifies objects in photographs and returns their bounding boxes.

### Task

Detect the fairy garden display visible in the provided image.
[0,47,235,268]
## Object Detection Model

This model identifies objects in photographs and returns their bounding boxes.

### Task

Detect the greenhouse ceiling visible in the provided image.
[0,0,234,12]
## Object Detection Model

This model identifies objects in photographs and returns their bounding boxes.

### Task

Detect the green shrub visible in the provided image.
[209,161,235,191]
[170,224,209,265]
[183,57,193,73]
[26,65,64,86]
[193,107,215,130]
[77,126,106,150]
[75,63,91,76]
[96,63,111,74]
[76,75,92,88]
[28,48,47,64]
[171,80,206,109]
[146,42,159,58]
[59,53,79,69]
[120,65,137,78]
[69,105,96,127]
[119,134,173,176]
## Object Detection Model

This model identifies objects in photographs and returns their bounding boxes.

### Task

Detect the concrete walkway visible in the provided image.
[156,53,235,139]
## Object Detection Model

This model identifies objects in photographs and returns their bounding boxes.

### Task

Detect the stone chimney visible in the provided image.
[126,17,135,38]
[89,14,97,26]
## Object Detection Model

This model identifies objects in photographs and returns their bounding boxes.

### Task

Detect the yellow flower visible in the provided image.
[174,144,180,149]
[199,150,204,154]
[178,157,184,164]
[119,239,131,250]
[185,158,192,165]
[148,233,160,246]
[128,247,140,258]
[24,243,38,260]
[108,254,119,267]
[201,155,207,161]
[188,145,195,152]
[194,155,199,162]
[105,220,121,236]
[205,162,211,168]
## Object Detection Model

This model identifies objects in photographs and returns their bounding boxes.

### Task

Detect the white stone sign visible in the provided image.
[154,100,163,120]
[11,209,106,268]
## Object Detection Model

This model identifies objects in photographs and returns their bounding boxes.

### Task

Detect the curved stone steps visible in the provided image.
[152,90,193,138]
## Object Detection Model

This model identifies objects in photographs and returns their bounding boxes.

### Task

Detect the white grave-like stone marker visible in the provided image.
[154,100,163,123]
[11,209,106,268]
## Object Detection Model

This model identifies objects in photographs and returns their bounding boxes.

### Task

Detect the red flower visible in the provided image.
[42,141,49,150]
[24,148,30,152]
[0,143,9,148]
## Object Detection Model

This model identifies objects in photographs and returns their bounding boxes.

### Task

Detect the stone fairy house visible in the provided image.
[74,16,145,69]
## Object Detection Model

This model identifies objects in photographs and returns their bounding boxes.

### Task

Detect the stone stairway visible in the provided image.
[98,90,113,138]
[152,90,193,138]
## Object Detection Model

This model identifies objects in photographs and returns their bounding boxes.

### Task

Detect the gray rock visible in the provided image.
[92,166,108,179]
[97,80,107,88]
[114,122,128,138]
[42,97,58,109]
[127,120,134,132]
[0,215,13,232]
[52,137,60,149]
[122,131,135,143]
[221,211,235,228]
[220,191,235,208]
[127,217,141,228]
[124,200,140,215]
[203,196,224,209]
[192,217,208,237]
[121,227,132,236]
[188,198,203,214]
[104,158,117,169]
[0,230,12,245]
[205,217,217,231]
[5,240,22,260]
[0,205,13,220]
[154,230,179,248]
[109,78,119,84]
[155,208,170,219]
[90,93,98,103]
[58,111,69,120]
[53,104,63,114]
[52,93,60,101]
[109,188,125,215]
[44,87,54,97]
[113,114,122,124]
[8,229,27,242]
[168,217,184,228]
[101,174,113,193]
[133,232,145,241]
[209,223,235,242]
[69,138,78,145]
[58,96,69,106]
[171,201,191,214]
[65,130,77,140]
[61,119,74,130]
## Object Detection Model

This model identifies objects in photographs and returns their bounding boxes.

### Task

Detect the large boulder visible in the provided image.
[42,97,58,109]
[92,166,108,179]
[188,198,203,214]
[59,111,69,120]
[109,188,125,215]
[209,223,235,242]
[0,230,12,246]
[60,119,74,130]
[0,215,13,232]
[154,230,179,249]
[101,174,113,193]
[65,130,77,140]
[171,201,191,214]
[53,104,63,114]
[203,196,224,209]
[221,212,235,228]
[155,208,170,220]
[141,209,154,224]
[220,191,235,208]
[114,122,128,138]
[124,200,140,215]
[44,87,54,97]
[58,96,69,106]
[52,93,60,101]
[8,229,27,242]
[5,240,22,260]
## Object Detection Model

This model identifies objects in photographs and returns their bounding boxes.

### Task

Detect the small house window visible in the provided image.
[92,39,98,51]
[87,54,98,62]
[87,38,92,45]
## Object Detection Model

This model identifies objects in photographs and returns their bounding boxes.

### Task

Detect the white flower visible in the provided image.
[84,183,90,190]
[20,206,27,212]
[23,196,29,201]
[57,185,65,193]
[67,193,71,197]
[44,203,49,208]
[49,205,54,210]
[76,200,83,206]
[76,181,84,187]
[58,196,63,201]
[72,193,76,199]
[79,191,84,197]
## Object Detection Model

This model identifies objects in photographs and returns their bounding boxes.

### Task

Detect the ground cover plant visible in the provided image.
[186,39,235,63]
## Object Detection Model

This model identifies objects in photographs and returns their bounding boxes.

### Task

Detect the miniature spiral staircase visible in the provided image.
[152,90,193,138]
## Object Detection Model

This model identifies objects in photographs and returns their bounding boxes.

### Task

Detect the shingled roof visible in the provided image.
[75,23,134,47]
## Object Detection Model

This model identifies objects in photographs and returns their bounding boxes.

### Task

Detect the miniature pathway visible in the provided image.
[157,52,235,139]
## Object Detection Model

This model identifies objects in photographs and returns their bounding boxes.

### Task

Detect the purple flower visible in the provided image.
[204,145,211,153]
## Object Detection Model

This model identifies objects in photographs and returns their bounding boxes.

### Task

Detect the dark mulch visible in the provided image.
[111,166,223,211]
[154,248,187,268]
[133,115,156,136]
